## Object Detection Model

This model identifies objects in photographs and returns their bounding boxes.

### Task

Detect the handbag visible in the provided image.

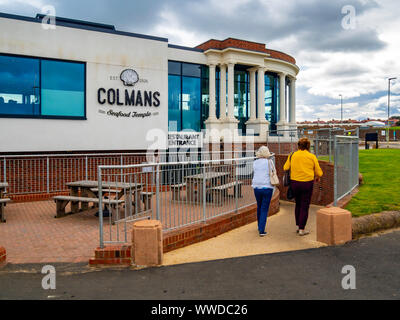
[283,152,294,187]
[268,159,280,186]
[287,185,294,200]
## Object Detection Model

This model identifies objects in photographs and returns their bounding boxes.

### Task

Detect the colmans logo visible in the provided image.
[120,69,139,86]
[97,69,160,107]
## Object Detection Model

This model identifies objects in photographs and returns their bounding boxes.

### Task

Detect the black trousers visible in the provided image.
[290,180,314,229]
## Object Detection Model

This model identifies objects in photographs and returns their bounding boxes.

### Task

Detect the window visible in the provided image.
[168,61,206,132]
[265,73,279,132]
[168,74,181,131]
[0,55,40,116]
[41,60,85,117]
[234,66,249,135]
[0,54,85,119]
[182,76,201,131]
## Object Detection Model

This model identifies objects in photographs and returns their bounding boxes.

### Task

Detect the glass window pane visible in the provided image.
[182,76,201,131]
[0,55,40,116]
[201,78,209,129]
[201,65,209,79]
[182,63,201,77]
[168,61,181,75]
[41,60,85,117]
[168,74,181,131]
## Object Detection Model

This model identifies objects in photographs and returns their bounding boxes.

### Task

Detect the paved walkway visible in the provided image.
[0,200,326,265]
[163,201,326,265]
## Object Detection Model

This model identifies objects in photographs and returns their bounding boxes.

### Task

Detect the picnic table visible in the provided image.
[53,180,143,222]
[0,182,11,222]
[66,180,143,212]
[184,172,230,203]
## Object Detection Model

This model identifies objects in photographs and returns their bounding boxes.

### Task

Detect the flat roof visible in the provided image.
[0,12,168,43]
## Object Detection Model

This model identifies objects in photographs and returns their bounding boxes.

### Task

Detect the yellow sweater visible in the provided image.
[283,150,323,182]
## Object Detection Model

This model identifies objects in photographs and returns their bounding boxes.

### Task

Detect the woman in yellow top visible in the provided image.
[284,138,323,236]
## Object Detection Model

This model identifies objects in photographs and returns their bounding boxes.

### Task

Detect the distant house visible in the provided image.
[364,121,386,127]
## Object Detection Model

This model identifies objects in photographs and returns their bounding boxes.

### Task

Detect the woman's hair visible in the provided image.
[256,146,271,158]
[298,138,311,151]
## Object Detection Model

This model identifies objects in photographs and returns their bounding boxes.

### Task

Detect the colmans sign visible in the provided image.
[97,68,161,107]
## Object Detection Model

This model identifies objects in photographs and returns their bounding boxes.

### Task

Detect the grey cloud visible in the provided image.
[154,0,385,53]
[0,0,386,53]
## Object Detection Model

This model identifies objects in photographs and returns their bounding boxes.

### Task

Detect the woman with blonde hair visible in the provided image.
[283,138,323,236]
[252,146,275,236]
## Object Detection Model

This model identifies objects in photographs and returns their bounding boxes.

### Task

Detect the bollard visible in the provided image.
[132,220,163,267]
[0,246,6,266]
[316,207,352,245]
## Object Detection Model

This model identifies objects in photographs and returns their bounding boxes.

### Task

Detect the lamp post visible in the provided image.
[387,77,397,143]
[339,94,343,124]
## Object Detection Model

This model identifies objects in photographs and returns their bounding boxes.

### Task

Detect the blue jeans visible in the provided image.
[254,188,273,234]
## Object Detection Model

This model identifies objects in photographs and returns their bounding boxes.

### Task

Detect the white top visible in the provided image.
[252,158,273,189]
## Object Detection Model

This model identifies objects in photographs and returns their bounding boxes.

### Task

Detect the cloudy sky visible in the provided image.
[1,0,399,121]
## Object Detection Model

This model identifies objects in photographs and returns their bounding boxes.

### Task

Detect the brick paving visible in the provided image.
[0,201,106,264]
[0,186,257,264]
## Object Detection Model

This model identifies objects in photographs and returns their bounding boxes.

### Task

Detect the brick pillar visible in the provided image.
[317,207,352,245]
[0,246,6,266]
[132,220,163,266]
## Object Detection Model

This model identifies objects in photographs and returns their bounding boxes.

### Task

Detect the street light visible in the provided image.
[339,94,343,124]
[387,77,397,143]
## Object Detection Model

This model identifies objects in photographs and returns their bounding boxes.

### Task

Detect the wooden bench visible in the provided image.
[140,192,155,211]
[0,198,11,223]
[53,196,124,223]
[170,183,186,201]
[89,188,123,208]
[211,181,243,206]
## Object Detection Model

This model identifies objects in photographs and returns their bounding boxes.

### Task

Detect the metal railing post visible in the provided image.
[333,136,338,207]
[3,158,6,184]
[98,166,104,249]
[202,163,207,222]
[349,138,353,191]
[46,157,50,194]
[156,163,160,221]
[278,134,281,155]
[235,160,239,213]
[328,128,332,162]
[85,156,88,180]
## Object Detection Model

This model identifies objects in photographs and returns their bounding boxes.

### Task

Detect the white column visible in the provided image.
[289,77,296,124]
[208,64,217,120]
[227,62,235,120]
[278,73,287,123]
[219,64,227,121]
[257,67,265,120]
[249,69,256,121]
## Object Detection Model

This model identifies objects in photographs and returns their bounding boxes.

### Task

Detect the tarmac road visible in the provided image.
[0,230,399,300]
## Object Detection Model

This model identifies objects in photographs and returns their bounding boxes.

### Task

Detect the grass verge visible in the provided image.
[345,149,400,217]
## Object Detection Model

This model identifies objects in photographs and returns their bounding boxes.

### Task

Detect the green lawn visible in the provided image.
[345,149,400,217]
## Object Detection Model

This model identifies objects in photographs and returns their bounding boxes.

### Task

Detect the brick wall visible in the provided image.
[195,38,296,65]
[275,155,334,206]
[89,190,280,265]
[1,154,148,201]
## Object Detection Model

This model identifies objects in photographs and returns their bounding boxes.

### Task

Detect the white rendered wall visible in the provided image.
[0,17,168,152]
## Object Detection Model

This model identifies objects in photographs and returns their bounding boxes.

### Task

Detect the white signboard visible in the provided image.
[168,132,203,148]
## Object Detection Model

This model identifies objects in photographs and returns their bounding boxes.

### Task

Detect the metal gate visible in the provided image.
[333,135,359,206]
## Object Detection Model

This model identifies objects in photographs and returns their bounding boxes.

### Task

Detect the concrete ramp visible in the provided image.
[163,201,327,266]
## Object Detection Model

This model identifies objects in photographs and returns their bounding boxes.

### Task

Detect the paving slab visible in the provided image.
[163,201,327,265]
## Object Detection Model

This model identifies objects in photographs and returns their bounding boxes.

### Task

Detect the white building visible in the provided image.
[0,12,299,153]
